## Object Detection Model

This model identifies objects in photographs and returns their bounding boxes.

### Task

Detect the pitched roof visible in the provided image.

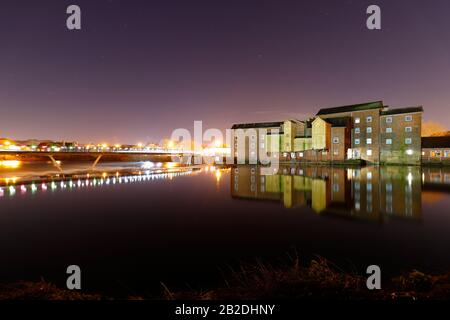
[231,121,283,129]
[316,101,383,116]
[422,136,450,148]
[380,106,423,116]
[324,116,352,127]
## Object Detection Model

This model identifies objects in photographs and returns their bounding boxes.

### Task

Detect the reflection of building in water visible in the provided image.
[231,165,422,222]
[422,166,450,185]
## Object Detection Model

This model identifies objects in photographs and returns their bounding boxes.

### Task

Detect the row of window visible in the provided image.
[353,138,413,145]
[354,115,413,124]
[426,150,450,157]
[359,149,414,156]
[354,126,413,134]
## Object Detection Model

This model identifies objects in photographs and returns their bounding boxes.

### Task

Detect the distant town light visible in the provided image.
[141,161,154,169]
[0,160,21,168]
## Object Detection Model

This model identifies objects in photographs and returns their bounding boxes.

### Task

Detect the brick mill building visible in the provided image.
[231,101,424,165]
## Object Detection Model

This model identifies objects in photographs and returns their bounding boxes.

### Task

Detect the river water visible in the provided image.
[1,161,450,297]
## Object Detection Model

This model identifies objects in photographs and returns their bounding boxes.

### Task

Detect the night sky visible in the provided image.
[1,0,450,143]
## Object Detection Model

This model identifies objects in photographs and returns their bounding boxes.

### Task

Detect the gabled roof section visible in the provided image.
[231,121,283,130]
[380,106,423,116]
[325,116,352,127]
[316,101,383,116]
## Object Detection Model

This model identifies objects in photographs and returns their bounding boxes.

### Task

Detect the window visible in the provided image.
[386,183,393,192]
[406,149,413,155]
[355,127,360,134]
[367,149,372,156]
[386,127,392,133]
[432,150,442,157]
[355,139,360,145]
[333,150,339,156]
[386,117,393,123]
[405,115,412,122]
[445,150,450,158]
[405,138,412,145]
[299,152,304,157]
[251,142,256,149]
[260,143,265,149]
[333,137,339,144]
[366,116,372,123]
[405,126,412,132]
[366,138,372,145]
[260,134,265,140]
[366,127,372,133]
[355,117,360,124]
[386,139,392,145]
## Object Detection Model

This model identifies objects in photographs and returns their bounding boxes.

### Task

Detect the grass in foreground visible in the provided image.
[164,257,450,300]
[1,257,450,300]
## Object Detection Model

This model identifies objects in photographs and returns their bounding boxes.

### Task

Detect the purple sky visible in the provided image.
[1,0,450,144]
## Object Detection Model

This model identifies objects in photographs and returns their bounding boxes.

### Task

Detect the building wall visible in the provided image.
[312,117,331,150]
[379,112,422,164]
[350,109,382,163]
[422,148,450,163]
[330,127,347,161]
[266,133,283,155]
[317,108,382,163]
[232,127,281,163]
[294,137,312,151]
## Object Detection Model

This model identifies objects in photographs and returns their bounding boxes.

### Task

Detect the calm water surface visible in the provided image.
[1,161,450,296]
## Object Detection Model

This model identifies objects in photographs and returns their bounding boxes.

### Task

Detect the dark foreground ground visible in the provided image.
[1,257,450,300]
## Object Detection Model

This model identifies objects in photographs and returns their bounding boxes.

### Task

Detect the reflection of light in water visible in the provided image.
[4,177,19,184]
[0,160,21,168]
[215,170,222,182]
[141,161,154,169]
[0,170,193,199]
[407,172,413,186]
[165,162,178,169]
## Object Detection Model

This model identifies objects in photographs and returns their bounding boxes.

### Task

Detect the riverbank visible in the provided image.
[2,257,450,300]
[0,152,176,163]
